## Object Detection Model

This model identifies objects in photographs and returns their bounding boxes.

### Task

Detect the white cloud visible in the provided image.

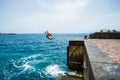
[37,0,89,15]
[11,11,120,33]
[54,0,89,14]
[1,0,120,33]
[12,0,90,33]
[8,0,120,33]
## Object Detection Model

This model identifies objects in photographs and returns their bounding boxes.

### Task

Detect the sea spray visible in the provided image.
[45,64,66,77]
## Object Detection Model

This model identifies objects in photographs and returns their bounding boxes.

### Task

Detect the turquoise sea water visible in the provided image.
[0,33,87,80]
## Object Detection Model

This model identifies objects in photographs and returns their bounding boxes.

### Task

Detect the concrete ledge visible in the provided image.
[69,40,84,46]
[89,32,120,39]
[84,40,120,80]
[57,39,120,80]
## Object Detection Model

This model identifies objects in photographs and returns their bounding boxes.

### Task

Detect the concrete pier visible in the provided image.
[57,39,120,80]
[89,32,120,39]
[85,39,120,80]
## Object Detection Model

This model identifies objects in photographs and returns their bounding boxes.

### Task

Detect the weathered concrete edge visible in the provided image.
[84,40,120,80]
[84,40,115,63]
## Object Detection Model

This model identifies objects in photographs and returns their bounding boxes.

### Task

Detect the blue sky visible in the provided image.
[0,0,120,33]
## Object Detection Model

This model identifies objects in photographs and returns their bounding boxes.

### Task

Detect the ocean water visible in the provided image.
[0,33,87,80]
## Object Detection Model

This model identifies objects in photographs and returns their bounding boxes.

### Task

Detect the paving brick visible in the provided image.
[91,39,120,65]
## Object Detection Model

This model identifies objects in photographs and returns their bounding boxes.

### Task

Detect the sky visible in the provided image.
[0,0,120,33]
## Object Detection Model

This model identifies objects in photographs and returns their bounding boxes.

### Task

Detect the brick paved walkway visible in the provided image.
[91,39,120,65]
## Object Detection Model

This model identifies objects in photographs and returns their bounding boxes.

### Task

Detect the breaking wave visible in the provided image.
[45,64,66,77]
[1,53,67,80]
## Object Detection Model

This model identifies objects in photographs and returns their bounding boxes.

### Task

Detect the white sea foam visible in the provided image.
[7,54,66,79]
[13,53,45,68]
[13,62,35,72]
[27,54,42,59]
[21,54,43,61]
[45,64,66,77]
[13,62,31,69]
[23,64,32,69]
